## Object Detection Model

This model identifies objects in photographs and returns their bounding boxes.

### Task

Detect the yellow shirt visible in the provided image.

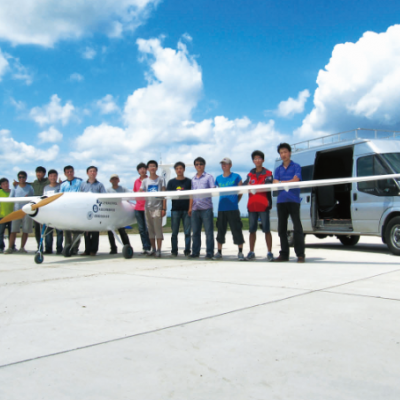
[0,189,13,218]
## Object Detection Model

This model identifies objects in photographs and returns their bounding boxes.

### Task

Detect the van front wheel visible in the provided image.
[385,217,400,255]
[338,235,360,246]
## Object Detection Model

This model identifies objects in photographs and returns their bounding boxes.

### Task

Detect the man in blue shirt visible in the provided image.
[213,157,245,261]
[80,165,106,256]
[272,143,305,263]
[60,165,83,255]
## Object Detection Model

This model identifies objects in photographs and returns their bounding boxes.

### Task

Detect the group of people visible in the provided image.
[0,143,306,262]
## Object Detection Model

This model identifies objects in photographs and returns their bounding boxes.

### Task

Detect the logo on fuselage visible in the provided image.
[87,211,93,220]
[96,199,103,207]
[93,205,99,213]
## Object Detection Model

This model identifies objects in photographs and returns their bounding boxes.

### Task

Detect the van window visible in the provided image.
[357,155,398,196]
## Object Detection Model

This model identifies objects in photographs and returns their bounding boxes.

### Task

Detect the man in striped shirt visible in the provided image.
[188,157,215,259]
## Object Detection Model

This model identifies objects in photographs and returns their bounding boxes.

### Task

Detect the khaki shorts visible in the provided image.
[11,215,33,234]
[145,209,164,240]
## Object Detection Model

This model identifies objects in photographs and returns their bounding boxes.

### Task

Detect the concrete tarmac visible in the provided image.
[1,231,400,400]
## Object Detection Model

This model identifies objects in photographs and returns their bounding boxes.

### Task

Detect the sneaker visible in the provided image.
[297,256,305,263]
[18,248,28,254]
[147,250,155,256]
[109,249,118,254]
[170,252,178,257]
[4,248,15,254]
[184,250,191,256]
[238,252,245,261]
[212,252,222,260]
[188,254,199,259]
[246,251,255,260]
[205,255,214,260]
[155,250,161,258]
[141,249,148,254]
[267,252,274,261]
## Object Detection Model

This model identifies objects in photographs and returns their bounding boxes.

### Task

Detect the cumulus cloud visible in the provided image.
[0,0,160,47]
[38,126,63,143]
[82,47,96,60]
[70,73,84,82]
[30,94,75,126]
[276,89,310,118]
[0,49,32,84]
[0,129,59,164]
[296,24,400,139]
[96,95,120,114]
[72,38,288,172]
[0,49,9,80]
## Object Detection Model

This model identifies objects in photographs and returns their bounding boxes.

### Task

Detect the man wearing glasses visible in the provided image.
[188,157,215,259]
[4,171,34,254]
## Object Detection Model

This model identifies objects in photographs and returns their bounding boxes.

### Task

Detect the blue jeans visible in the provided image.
[0,219,11,251]
[45,228,63,253]
[171,210,191,255]
[191,208,214,257]
[135,210,151,251]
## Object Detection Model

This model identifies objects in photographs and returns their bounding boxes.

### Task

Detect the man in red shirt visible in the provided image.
[133,162,151,254]
[243,150,274,261]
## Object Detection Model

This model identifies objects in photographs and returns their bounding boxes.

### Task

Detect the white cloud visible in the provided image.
[276,89,310,118]
[296,24,400,139]
[38,126,63,143]
[10,97,25,110]
[0,129,59,164]
[0,48,32,84]
[0,0,160,47]
[82,47,96,60]
[96,94,120,114]
[30,94,75,126]
[70,73,84,82]
[0,49,9,80]
[71,38,288,171]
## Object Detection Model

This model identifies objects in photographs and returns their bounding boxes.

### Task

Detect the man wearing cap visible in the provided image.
[213,158,245,261]
[106,174,132,254]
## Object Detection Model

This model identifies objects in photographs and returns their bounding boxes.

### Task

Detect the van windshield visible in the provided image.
[382,153,400,174]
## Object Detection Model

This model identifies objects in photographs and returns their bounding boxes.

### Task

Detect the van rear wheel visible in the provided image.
[338,235,360,246]
[385,217,400,255]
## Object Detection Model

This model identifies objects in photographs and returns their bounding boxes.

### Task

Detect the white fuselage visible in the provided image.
[26,193,136,231]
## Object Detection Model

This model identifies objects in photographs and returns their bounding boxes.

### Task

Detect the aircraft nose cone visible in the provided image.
[22,203,35,215]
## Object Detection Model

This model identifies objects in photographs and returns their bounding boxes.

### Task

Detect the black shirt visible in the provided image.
[167,178,192,211]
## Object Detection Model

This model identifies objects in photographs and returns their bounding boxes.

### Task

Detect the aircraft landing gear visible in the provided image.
[34,224,48,264]
[122,244,134,259]
[34,253,44,264]
[63,244,72,257]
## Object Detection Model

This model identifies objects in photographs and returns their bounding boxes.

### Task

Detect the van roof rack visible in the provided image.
[291,128,400,153]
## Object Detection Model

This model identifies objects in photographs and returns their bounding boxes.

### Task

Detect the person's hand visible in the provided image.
[59,178,62,183]
[188,209,192,217]
[161,210,166,217]
[13,179,18,187]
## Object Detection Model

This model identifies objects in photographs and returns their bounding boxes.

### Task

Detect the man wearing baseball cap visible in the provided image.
[106,174,131,254]
[213,157,245,261]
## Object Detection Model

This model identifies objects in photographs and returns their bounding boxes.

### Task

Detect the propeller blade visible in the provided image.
[0,210,26,224]
[31,193,64,210]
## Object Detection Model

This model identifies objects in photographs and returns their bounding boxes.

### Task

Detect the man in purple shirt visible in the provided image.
[188,157,215,259]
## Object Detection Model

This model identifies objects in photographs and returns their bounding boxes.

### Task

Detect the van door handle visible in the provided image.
[353,193,357,201]
[306,196,310,203]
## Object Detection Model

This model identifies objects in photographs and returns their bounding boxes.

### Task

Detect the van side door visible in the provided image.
[352,155,396,233]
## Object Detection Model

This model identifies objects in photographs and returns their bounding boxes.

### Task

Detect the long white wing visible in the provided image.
[0,174,399,203]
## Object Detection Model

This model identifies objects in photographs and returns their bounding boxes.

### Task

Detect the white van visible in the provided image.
[269,129,400,255]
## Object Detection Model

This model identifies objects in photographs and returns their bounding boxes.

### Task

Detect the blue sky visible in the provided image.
[1,0,400,188]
